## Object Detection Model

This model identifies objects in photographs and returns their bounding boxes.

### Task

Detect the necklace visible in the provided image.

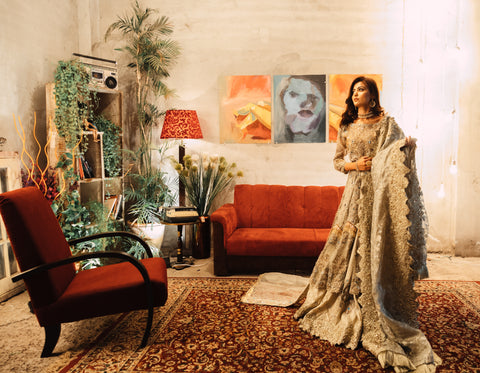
[357,111,374,119]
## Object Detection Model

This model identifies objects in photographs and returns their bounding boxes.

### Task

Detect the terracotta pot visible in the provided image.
[192,217,211,259]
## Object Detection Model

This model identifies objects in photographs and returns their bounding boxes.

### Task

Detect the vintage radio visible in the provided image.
[160,206,199,223]
[73,53,118,90]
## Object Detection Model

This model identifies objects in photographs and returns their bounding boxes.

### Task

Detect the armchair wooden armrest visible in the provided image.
[68,231,154,257]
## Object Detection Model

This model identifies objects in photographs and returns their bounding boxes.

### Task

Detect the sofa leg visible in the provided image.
[41,324,61,357]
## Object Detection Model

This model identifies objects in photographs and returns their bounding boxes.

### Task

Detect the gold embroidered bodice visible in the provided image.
[333,118,384,173]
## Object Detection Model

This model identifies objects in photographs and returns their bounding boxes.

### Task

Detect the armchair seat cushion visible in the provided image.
[227,228,331,257]
[36,257,168,326]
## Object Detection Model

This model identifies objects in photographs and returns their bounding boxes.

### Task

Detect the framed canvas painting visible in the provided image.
[219,75,272,144]
[328,74,383,142]
[273,75,326,143]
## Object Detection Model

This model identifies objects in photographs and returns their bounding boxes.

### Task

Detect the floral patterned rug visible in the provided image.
[51,278,480,373]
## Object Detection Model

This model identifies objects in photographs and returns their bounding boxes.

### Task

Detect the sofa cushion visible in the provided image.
[226,228,331,257]
[234,184,344,229]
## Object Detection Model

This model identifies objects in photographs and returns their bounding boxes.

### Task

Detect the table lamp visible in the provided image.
[160,109,203,206]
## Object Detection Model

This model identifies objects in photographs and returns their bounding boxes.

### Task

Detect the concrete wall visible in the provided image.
[1,0,479,256]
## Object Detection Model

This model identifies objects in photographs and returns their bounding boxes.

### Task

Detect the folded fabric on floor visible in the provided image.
[241,272,309,307]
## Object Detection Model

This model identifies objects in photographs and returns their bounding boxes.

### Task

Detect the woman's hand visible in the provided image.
[405,136,417,148]
[356,156,373,171]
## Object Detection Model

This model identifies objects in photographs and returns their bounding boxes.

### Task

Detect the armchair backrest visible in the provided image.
[0,187,75,308]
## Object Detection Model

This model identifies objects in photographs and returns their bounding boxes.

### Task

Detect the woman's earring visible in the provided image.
[370,100,376,108]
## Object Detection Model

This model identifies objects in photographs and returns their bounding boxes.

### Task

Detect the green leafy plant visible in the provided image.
[53,60,94,150]
[124,143,175,225]
[105,0,181,224]
[51,152,89,241]
[92,115,122,177]
[173,153,243,216]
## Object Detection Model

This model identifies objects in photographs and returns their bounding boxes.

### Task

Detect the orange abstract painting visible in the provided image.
[220,75,272,143]
[328,74,382,142]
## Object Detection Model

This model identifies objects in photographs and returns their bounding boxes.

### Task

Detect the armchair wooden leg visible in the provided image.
[140,305,153,348]
[41,324,61,357]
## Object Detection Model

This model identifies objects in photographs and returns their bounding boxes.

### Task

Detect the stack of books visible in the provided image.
[77,155,94,179]
[105,194,123,219]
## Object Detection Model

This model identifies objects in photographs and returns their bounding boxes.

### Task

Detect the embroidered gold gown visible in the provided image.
[294,116,441,372]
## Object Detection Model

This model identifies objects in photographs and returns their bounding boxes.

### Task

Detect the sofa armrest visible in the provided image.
[211,203,237,276]
[210,203,238,243]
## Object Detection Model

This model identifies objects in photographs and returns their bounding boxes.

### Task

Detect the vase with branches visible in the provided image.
[173,153,243,258]
[173,153,243,217]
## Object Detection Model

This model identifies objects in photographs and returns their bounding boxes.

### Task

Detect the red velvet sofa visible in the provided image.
[211,184,345,276]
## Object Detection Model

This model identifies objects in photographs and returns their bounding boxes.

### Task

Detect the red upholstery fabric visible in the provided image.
[234,184,344,229]
[211,184,345,275]
[226,228,331,257]
[304,186,345,228]
[35,257,168,326]
[0,187,75,308]
[209,203,237,247]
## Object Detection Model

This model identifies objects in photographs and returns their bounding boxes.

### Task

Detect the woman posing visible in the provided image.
[294,76,441,372]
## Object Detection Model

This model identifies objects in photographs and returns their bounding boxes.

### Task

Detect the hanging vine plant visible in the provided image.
[93,114,122,177]
[53,59,93,150]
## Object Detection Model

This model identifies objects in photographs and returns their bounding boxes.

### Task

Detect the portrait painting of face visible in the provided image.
[273,75,326,143]
[328,74,383,142]
[219,75,272,144]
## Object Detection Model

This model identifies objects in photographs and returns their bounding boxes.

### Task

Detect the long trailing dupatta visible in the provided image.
[365,136,440,372]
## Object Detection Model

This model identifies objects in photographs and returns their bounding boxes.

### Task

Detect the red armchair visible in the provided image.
[0,187,168,357]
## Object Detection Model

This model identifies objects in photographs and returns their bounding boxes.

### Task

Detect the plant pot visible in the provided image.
[129,222,166,252]
[192,217,211,259]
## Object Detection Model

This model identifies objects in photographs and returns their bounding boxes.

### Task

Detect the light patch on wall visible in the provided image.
[401,0,462,250]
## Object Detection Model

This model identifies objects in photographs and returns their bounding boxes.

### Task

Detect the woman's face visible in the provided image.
[283,78,324,134]
[352,81,372,109]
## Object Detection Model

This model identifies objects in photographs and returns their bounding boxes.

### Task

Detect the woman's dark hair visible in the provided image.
[340,76,383,127]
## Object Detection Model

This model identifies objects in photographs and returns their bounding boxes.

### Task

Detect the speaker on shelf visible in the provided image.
[73,53,118,90]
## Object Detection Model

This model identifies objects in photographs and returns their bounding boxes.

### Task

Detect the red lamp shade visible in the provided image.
[160,110,203,139]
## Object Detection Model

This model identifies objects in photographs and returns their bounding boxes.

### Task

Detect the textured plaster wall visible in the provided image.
[96,1,404,192]
[0,0,81,159]
[0,0,479,255]
[95,0,406,251]
[456,0,480,256]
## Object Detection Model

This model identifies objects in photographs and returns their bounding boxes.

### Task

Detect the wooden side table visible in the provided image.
[160,219,198,265]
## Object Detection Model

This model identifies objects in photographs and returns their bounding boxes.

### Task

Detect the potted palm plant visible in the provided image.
[105,0,181,252]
